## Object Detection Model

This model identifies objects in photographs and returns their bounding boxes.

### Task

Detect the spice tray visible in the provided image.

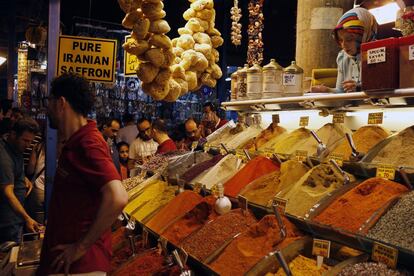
[246,236,368,276]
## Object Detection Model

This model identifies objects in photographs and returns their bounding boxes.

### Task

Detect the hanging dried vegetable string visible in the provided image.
[230,0,242,46]
[247,0,264,65]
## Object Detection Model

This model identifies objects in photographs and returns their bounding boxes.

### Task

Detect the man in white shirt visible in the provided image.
[128,118,158,169]
[117,113,138,145]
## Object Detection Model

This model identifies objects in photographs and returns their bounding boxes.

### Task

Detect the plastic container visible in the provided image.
[262,59,283,98]
[399,35,414,88]
[282,61,304,96]
[237,64,249,100]
[247,64,263,99]
[361,38,399,91]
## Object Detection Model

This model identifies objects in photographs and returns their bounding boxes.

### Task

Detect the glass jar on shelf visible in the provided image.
[247,64,263,99]
[262,59,283,98]
[282,61,304,97]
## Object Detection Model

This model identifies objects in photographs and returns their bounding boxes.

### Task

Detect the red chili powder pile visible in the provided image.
[111,239,144,272]
[181,208,257,261]
[224,156,280,198]
[313,177,408,233]
[112,250,166,276]
[161,196,219,246]
[209,215,303,275]
[146,190,203,233]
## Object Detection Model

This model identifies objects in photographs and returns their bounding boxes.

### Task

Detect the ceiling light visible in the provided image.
[369,2,401,25]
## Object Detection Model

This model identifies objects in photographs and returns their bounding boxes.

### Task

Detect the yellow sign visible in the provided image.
[376,165,396,180]
[328,153,344,166]
[312,239,331,258]
[295,150,308,162]
[372,242,398,269]
[57,35,117,83]
[299,116,309,127]
[333,113,345,124]
[124,35,140,76]
[273,197,288,214]
[368,112,384,125]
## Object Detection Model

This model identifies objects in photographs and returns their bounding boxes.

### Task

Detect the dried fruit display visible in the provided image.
[247,0,264,65]
[230,0,242,46]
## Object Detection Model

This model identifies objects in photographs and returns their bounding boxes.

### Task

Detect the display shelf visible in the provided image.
[222,88,414,111]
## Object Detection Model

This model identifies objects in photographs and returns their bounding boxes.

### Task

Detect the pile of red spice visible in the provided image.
[112,250,166,276]
[209,215,303,275]
[224,156,279,198]
[161,196,219,246]
[146,191,203,233]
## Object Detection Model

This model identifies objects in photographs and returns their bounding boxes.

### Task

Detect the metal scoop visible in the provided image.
[173,250,193,276]
[272,199,287,240]
[311,130,329,159]
[330,159,350,185]
[399,167,413,190]
[346,133,364,161]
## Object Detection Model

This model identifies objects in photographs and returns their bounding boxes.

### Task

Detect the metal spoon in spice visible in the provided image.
[310,130,329,160]
[345,133,365,161]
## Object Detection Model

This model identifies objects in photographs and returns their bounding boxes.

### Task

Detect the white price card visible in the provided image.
[409,45,414,61]
[367,47,386,64]
[283,73,296,86]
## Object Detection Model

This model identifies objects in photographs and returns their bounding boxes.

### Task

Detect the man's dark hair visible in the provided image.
[50,73,94,116]
[203,102,215,110]
[137,118,151,126]
[12,117,39,137]
[152,119,167,133]
[116,141,129,151]
[103,118,121,128]
[122,113,135,124]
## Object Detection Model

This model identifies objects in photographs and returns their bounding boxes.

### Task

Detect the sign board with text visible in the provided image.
[124,35,140,76]
[57,35,117,83]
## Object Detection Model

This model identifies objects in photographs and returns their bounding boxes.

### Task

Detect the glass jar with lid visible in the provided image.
[237,64,249,100]
[247,64,263,99]
[262,59,283,98]
[230,68,241,101]
[282,61,304,96]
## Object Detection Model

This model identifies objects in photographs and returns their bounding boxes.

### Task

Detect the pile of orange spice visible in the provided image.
[313,177,408,233]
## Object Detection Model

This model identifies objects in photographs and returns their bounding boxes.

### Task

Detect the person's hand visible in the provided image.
[25,217,40,233]
[342,80,357,92]
[310,84,330,93]
[24,177,33,197]
[51,243,88,275]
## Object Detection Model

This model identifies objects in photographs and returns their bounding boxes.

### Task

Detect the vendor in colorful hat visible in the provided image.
[311,6,378,93]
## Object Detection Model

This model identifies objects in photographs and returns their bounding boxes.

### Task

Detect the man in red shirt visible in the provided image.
[152,119,177,155]
[37,73,128,275]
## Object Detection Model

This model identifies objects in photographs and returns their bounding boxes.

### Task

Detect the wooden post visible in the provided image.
[295,0,354,77]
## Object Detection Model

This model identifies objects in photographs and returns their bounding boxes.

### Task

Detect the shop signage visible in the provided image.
[273,197,288,214]
[312,239,331,258]
[299,116,309,127]
[372,242,398,269]
[295,150,308,162]
[332,113,345,124]
[124,35,140,76]
[367,47,386,64]
[376,165,395,180]
[328,153,344,167]
[57,35,117,83]
[409,45,414,61]
[368,112,383,125]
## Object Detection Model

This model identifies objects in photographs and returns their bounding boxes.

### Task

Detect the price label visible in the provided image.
[368,112,383,125]
[193,183,202,194]
[312,239,331,258]
[328,153,344,167]
[299,116,309,127]
[367,47,386,64]
[273,197,288,214]
[372,242,398,269]
[376,165,395,180]
[283,73,297,86]
[238,195,248,210]
[272,114,280,124]
[332,113,345,124]
[409,45,414,61]
[211,184,219,197]
[295,150,308,162]
[191,141,198,150]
